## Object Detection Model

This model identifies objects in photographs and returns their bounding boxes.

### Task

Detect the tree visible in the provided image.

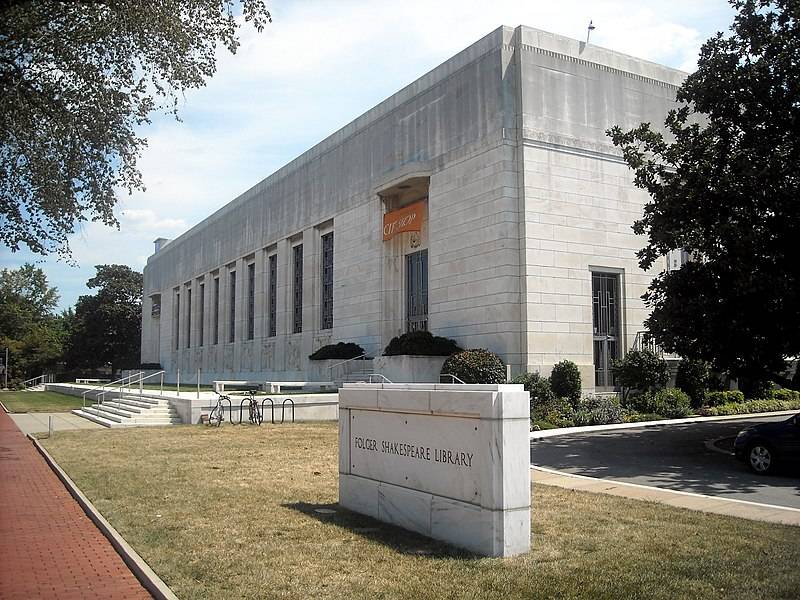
[608,0,799,388]
[66,265,142,372]
[0,1,270,258]
[549,360,582,403]
[0,263,63,382]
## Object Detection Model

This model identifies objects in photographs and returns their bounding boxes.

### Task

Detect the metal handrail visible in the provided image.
[22,373,54,389]
[328,353,367,373]
[82,371,142,408]
[440,374,466,384]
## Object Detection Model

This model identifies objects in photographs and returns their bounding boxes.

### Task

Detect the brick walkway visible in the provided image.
[0,410,152,599]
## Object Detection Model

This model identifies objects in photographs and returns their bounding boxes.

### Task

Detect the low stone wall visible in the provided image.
[339,383,530,557]
[372,355,448,383]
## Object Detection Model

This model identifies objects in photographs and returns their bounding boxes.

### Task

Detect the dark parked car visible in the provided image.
[734,412,800,474]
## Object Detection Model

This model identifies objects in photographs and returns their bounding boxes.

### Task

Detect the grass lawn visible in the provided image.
[42,423,799,600]
[1,391,84,413]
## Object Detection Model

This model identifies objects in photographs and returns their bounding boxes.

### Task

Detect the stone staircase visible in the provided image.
[72,395,181,428]
[335,358,379,386]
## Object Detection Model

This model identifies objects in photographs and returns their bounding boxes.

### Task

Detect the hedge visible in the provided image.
[383,331,461,356]
[308,342,365,361]
[699,399,800,416]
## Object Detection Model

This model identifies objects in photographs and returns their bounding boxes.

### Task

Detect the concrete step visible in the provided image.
[72,399,181,428]
[71,409,118,428]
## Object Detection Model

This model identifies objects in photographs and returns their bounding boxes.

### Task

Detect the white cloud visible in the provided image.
[5,0,735,310]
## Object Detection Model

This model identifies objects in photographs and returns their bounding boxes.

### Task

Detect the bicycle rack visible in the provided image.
[238,394,263,425]
[261,398,275,424]
[281,398,295,424]
[220,395,233,424]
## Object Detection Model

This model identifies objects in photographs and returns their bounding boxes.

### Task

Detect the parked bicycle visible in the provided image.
[209,392,230,427]
[247,390,263,425]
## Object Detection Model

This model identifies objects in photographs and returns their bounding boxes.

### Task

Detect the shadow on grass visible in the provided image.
[283,501,478,560]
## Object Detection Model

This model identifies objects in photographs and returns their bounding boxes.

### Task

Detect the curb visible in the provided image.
[530,410,798,440]
[531,465,800,524]
[28,434,179,600]
[0,398,8,413]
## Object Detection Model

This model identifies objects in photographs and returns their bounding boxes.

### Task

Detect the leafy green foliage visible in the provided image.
[626,388,691,419]
[309,342,365,361]
[699,398,800,416]
[65,265,142,371]
[549,360,582,403]
[608,0,800,386]
[675,358,711,408]
[0,1,270,258]
[0,263,64,381]
[511,372,554,408]
[440,349,505,384]
[768,388,800,402]
[573,395,624,426]
[383,331,462,356]
[704,390,745,407]
[611,350,669,400]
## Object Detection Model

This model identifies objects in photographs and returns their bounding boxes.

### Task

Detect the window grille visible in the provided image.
[320,232,334,330]
[406,250,428,332]
[268,255,277,337]
[229,271,236,343]
[247,263,255,340]
[293,245,303,334]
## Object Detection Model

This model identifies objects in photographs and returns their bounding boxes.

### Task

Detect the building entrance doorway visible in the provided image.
[406,249,428,332]
[592,272,620,389]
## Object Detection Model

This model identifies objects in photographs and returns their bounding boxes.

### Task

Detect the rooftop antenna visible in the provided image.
[586,20,595,44]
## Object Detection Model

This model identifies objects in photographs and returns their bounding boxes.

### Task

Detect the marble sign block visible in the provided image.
[338,383,530,557]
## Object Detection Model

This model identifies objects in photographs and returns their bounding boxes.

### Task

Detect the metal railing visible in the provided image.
[439,373,466,384]
[85,370,168,409]
[631,331,680,359]
[81,371,141,408]
[328,353,369,382]
[21,373,54,389]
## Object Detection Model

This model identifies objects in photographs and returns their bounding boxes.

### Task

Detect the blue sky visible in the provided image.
[0,0,737,311]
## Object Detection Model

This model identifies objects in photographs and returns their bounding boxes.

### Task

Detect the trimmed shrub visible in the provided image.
[549,360,582,403]
[308,342,365,361]
[623,411,664,423]
[573,395,624,426]
[675,358,710,409]
[539,396,577,428]
[440,349,505,384]
[699,398,800,416]
[383,331,462,357]
[704,390,745,407]
[769,388,800,402]
[511,372,554,413]
[627,388,691,419]
[611,350,669,400]
[737,377,772,400]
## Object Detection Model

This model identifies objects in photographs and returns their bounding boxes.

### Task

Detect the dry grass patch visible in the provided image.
[42,423,799,600]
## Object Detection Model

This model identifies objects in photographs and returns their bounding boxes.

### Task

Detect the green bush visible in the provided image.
[308,342,365,361]
[383,331,462,357]
[704,390,745,407]
[675,358,710,408]
[511,372,554,413]
[627,388,691,419]
[549,360,582,403]
[737,377,772,400]
[440,349,505,384]
[573,395,623,426]
[623,411,665,423]
[699,398,800,416]
[611,350,669,400]
[767,388,800,402]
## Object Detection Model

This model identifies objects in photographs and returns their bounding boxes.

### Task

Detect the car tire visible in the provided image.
[747,442,775,475]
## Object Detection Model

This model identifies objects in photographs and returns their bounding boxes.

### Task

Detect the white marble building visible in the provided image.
[141,25,683,392]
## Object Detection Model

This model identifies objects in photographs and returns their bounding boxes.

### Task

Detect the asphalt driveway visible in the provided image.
[530,415,800,509]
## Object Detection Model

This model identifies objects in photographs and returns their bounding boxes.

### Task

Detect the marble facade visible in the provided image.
[339,383,531,556]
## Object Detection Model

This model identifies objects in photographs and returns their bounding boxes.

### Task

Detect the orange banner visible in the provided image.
[383,200,426,241]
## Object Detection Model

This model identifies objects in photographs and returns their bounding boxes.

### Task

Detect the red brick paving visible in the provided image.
[0,410,152,599]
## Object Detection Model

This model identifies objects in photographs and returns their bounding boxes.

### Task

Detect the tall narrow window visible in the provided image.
[186,288,192,348]
[247,263,255,340]
[198,283,205,347]
[268,254,277,337]
[174,291,180,350]
[229,271,236,343]
[592,272,621,388]
[320,232,334,330]
[293,244,303,334]
[406,249,428,332]
[212,277,220,345]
